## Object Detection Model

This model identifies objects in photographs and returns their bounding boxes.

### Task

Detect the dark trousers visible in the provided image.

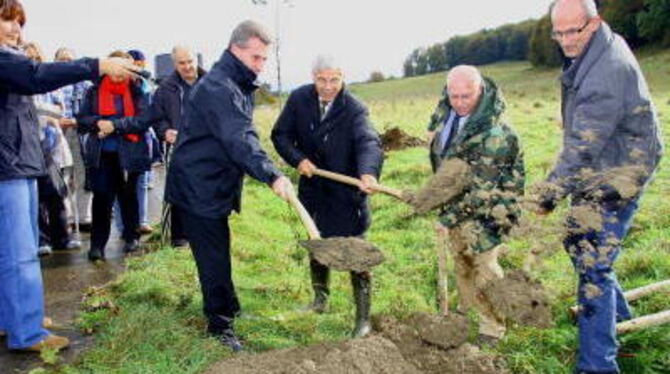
[180,208,240,333]
[89,152,140,250]
[38,192,69,249]
[170,206,187,242]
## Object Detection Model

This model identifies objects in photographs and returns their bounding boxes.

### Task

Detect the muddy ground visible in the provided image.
[380,127,426,152]
[207,312,507,374]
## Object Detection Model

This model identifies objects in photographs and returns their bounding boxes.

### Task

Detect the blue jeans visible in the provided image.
[564,199,638,373]
[0,179,50,349]
[137,170,149,226]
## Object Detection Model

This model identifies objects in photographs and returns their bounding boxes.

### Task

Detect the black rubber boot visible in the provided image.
[308,259,330,313]
[351,271,372,338]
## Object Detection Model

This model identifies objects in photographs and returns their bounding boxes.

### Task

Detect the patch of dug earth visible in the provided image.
[380,127,426,152]
[300,237,385,272]
[373,313,508,374]
[207,312,507,374]
[205,335,421,374]
[483,270,554,328]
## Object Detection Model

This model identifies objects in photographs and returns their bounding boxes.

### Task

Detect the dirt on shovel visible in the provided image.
[483,270,554,328]
[299,237,385,272]
[406,158,471,214]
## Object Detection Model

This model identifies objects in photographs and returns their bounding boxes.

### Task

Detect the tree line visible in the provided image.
[403,0,670,77]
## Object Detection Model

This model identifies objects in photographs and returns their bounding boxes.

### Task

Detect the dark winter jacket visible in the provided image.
[151,68,206,139]
[165,50,282,219]
[271,84,383,237]
[0,49,98,181]
[76,80,152,173]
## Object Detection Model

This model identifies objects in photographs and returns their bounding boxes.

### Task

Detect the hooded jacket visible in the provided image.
[428,77,525,252]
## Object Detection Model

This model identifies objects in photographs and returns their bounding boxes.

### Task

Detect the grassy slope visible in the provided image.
[56,52,670,374]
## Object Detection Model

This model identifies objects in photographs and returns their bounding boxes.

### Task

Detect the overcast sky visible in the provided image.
[21,0,553,89]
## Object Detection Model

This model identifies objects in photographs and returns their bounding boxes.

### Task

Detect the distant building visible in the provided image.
[154,52,204,82]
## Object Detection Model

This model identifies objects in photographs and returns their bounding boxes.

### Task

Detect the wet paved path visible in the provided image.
[1,166,166,373]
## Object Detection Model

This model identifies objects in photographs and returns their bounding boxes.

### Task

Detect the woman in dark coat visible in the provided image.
[77,51,151,261]
[0,0,137,353]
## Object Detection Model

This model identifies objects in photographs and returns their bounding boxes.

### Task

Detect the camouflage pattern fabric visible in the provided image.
[428,77,525,253]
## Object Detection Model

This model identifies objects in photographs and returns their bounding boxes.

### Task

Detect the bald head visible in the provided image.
[172,45,198,84]
[551,0,598,20]
[447,65,482,88]
[446,65,483,116]
[550,0,601,58]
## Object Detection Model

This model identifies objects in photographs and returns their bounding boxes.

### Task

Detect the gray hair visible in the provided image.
[551,0,598,19]
[171,45,195,62]
[446,65,482,88]
[229,20,273,48]
[311,54,342,75]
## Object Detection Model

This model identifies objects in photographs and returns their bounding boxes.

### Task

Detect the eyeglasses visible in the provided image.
[551,19,591,40]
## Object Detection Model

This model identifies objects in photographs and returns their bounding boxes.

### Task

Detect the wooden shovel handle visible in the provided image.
[312,168,405,200]
[436,228,449,316]
[285,186,321,240]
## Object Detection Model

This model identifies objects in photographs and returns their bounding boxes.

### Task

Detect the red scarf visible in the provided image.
[98,76,140,142]
[98,76,135,117]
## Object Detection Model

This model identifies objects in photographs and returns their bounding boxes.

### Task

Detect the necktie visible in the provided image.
[440,113,461,154]
[320,101,328,121]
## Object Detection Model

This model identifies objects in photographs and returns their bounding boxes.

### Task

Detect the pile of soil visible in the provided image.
[483,270,553,328]
[300,237,385,272]
[207,312,507,374]
[380,127,426,152]
[205,336,420,374]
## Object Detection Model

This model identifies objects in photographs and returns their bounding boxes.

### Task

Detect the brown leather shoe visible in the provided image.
[138,224,154,235]
[20,334,69,352]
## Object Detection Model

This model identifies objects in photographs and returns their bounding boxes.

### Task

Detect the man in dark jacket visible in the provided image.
[271,55,383,338]
[151,45,205,246]
[165,20,292,351]
[535,1,663,373]
[0,0,137,353]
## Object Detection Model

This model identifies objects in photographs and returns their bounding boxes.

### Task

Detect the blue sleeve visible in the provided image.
[205,87,282,185]
[0,51,98,95]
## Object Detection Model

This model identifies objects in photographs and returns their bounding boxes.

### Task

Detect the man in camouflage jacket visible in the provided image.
[427,65,525,342]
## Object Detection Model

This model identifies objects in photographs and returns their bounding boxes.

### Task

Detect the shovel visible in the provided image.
[436,227,450,316]
[284,186,384,273]
[312,168,407,201]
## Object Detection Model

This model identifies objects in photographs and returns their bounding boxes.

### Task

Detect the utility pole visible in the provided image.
[252,0,294,110]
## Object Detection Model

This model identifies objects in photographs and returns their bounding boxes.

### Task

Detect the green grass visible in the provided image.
[46,51,670,373]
